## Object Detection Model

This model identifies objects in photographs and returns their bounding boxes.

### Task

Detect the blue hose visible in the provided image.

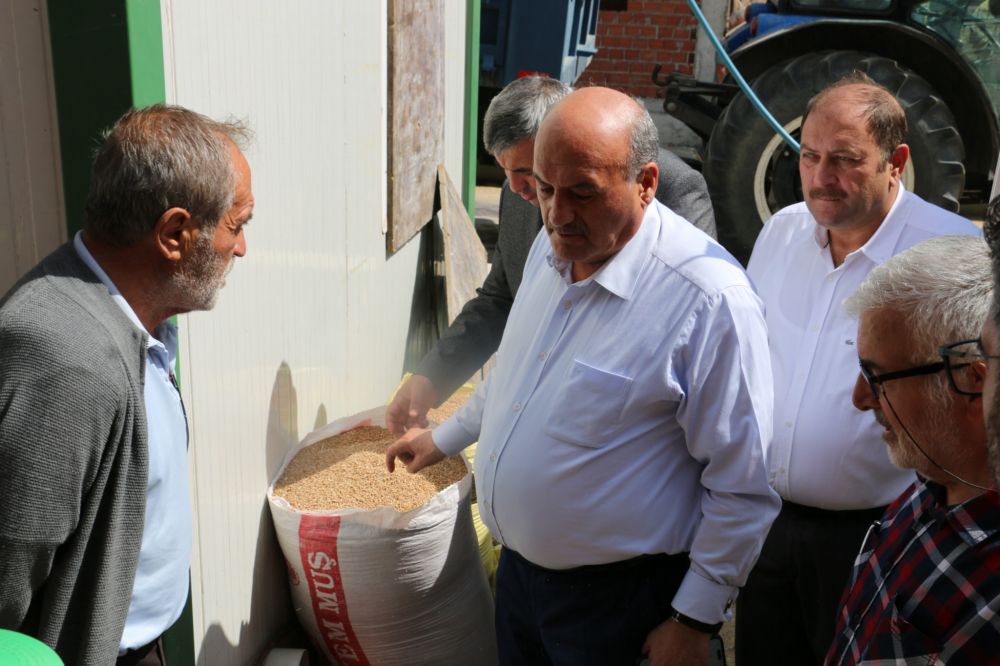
[685,0,800,153]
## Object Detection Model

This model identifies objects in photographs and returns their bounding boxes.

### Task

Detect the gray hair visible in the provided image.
[846,235,992,401]
[84,104,252,246]
[483,76,571,156]
[625,98,659,180]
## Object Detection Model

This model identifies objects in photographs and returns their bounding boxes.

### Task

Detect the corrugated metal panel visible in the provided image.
[160,1,468,663]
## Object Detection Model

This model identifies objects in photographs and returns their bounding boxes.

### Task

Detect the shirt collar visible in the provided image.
[73,232,176,359]
[919,479,1000,546]
[546,203,657,301]
[811,184,908,264]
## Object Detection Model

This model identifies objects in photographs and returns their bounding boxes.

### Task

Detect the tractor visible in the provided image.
[656,0,1000,262]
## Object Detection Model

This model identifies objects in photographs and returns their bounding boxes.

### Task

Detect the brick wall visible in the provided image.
[579,0,698,98]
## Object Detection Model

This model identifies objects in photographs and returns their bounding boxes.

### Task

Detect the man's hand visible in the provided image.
[385,428,446,473]
[385,374,442,437]
[642,617,710,666]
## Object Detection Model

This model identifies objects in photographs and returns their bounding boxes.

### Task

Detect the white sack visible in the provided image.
[267,406,497,665]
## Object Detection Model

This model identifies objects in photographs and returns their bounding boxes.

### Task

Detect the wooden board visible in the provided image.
[438,164,487,324]
[387,0,445,254]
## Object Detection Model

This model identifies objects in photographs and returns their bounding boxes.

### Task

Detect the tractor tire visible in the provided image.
[703,50,966,264]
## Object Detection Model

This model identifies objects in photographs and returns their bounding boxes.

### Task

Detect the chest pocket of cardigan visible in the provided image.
[543,360,632,448]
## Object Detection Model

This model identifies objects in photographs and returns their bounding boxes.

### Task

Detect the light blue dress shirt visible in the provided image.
[73,233,192,651]
[433,202,781,624]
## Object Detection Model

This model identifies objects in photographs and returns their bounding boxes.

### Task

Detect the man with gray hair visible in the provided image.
[387,87,777,665]
[825,235,1000,664]
[386,76,714,435]
[0,105,254,665]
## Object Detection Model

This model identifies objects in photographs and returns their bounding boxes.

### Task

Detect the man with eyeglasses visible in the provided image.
[824,234,1000,664]
[739,72,981,666]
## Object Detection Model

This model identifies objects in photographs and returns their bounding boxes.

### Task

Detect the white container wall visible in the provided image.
[0,0,65,297]
[160,1,470,663]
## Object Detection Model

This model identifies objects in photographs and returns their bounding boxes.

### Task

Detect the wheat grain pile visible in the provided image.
[273,425,467,512]
[427,385,476,425]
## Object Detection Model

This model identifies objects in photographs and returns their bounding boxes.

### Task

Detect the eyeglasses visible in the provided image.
[859,337,998,401]
[858,359,947,402]
[939,337,1000,396]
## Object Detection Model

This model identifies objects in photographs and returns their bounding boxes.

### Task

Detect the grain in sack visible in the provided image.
[267,406,497,665]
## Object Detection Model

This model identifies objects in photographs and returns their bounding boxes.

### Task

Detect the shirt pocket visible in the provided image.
[542,360,633,448]
[861,604,942,665]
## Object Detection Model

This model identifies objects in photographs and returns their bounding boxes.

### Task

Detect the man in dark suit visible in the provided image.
[386,76,716,432]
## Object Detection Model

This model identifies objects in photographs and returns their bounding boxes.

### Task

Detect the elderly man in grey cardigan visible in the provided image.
[387,76,716,433]
[0,106,254,665]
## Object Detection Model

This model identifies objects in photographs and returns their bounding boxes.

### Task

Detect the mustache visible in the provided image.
[546,222,586,236]
[809,187,848,199]
[874,410,892,431]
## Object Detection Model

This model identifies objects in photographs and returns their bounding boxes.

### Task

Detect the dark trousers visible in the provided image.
[495,547,689,666]
[735,501,885,666]
[116,637,166,666]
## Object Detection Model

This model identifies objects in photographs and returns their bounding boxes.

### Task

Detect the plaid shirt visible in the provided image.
[824,479,1000,665]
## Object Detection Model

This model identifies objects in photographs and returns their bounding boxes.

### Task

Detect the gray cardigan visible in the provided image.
[0,242,149,664]
[416,147,716,398]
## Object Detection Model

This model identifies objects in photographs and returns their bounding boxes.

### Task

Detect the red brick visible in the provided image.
[590,0,698,97]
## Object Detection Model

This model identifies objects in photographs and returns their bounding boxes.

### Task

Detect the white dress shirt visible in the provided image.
[73,233,192,651]
[434,201,780,624]
[747,187,980,509]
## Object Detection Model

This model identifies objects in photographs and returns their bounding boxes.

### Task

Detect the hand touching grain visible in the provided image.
[385,428,446,473]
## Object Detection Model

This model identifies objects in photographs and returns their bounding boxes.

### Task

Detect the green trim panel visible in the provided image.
[125,0,166,107]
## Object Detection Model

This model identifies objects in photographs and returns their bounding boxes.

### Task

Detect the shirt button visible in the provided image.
[809,326,819,333]
[563,300,572,310]
[784,421,792,428]
[797,373,806,381]
[538,352,547,362]
[482,501,490,511]
[489,453,496,462]
[513,402,522,412]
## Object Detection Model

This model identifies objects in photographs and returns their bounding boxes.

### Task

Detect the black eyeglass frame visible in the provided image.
[858,360,947,402]
[858,337,996,401]
[938,337,1000,396]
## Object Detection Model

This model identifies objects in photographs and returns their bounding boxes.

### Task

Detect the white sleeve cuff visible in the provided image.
[671,568,738,625]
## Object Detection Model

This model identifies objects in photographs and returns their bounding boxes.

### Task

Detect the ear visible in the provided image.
[956,361,987,417]
[153,207,197,263]
[637,161,659,207]
[888,144,909,179]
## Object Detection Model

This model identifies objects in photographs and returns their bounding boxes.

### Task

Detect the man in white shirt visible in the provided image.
[737,72,980,666]
[387,87,779,666]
